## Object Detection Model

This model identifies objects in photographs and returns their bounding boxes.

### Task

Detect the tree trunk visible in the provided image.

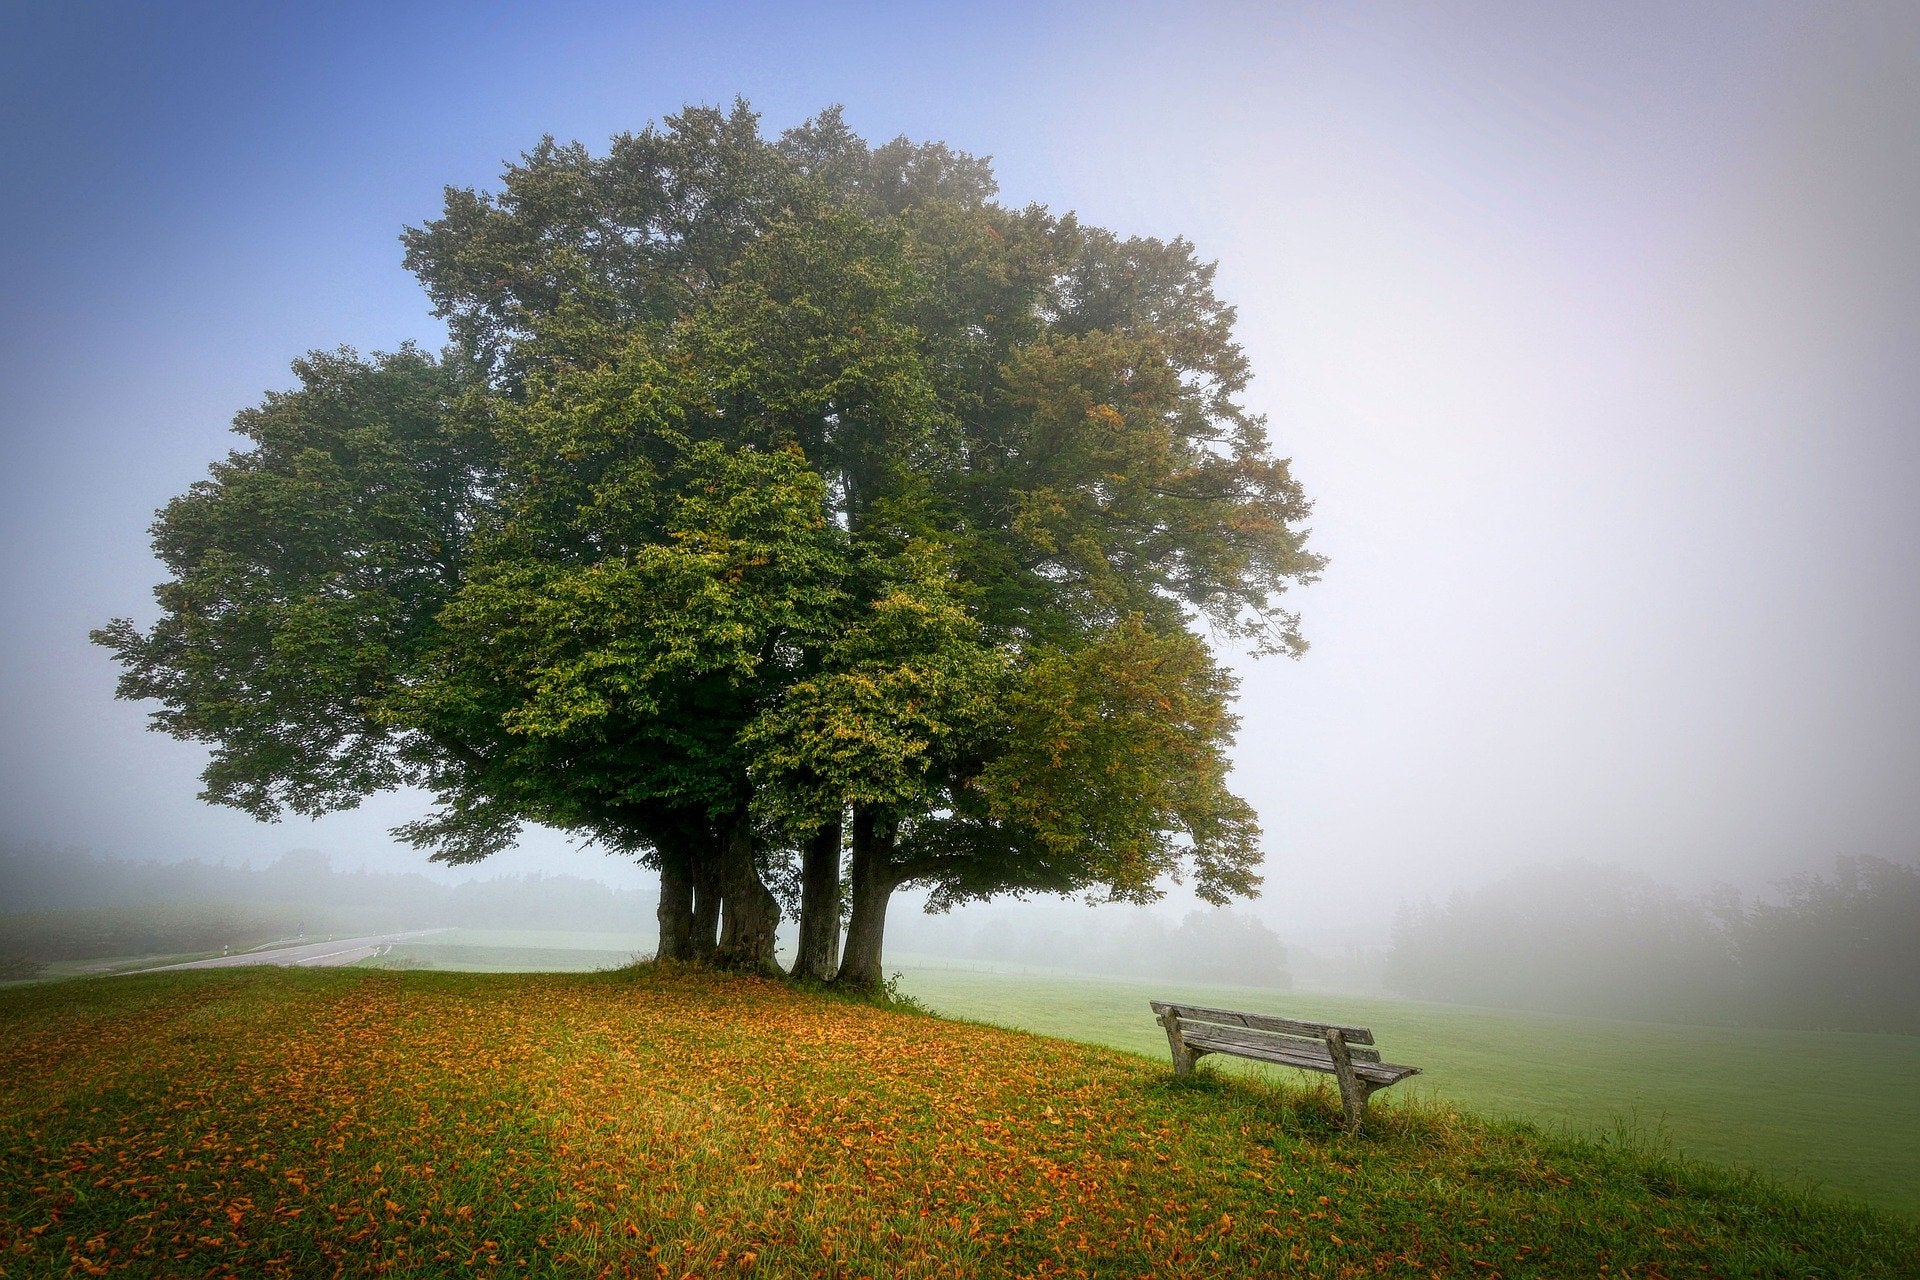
[790,815,844,982]
[835,806,899,993]
[655,841,695,961]
[690,851,721,963]
[714,806,781,973]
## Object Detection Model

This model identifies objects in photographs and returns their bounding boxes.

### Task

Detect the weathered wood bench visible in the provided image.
[1150,1001,1421,1134]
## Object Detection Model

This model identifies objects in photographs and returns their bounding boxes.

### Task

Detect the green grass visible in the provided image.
[891,960,1920,1221]
[1,966,1915,1278]
[366,928,653,972]
[406,928,657,952]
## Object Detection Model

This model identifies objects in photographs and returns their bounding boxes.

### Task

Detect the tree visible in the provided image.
[1382,862,1745,1022]
[96,102,1324,986]
[1725,856,1920,1033]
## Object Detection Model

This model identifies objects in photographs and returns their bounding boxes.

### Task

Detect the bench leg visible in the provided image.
[1323,1028,1371,1135]
[1159,1010,1199,1076]
[1336,1079,1378,1135]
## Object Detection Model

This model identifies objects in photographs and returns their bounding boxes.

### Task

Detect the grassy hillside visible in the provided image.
[2,969,1914,1278]
[893,963,1920,1221]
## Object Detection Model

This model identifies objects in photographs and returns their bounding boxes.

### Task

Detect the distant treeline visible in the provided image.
[1384,857,1920,1033]
[0,846,656,962]
[892,902,1292,988]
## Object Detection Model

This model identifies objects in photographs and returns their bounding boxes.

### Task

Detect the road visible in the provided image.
[138,929,449,972]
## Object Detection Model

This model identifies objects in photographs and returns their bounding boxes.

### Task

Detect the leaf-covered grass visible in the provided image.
[2,967,1914,1277]
[892,963,1920,1221]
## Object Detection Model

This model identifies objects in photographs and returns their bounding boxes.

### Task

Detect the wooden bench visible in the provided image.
[1151,1001,1421,1134]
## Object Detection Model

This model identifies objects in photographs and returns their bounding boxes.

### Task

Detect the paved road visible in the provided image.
[139,929,449,972]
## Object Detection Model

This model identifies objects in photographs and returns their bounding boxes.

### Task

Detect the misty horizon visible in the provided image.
[6,835,1905,949]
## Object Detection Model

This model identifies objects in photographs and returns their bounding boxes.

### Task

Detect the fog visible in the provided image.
[0,844,656,965]
[2,3,1917,991]
[9,839,1913,1036]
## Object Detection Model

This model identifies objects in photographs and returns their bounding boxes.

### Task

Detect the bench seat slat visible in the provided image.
[1150,1000,1375,1046]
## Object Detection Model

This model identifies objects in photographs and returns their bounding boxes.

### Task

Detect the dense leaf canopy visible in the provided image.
[97,102,1325,980]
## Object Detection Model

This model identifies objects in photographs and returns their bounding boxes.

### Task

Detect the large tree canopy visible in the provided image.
[96,102,1325,987]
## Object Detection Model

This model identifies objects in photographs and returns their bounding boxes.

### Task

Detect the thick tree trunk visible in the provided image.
[789,815,844,982]
[655,841,695,961]
[714,806,781,973]
[835,807,900,993]
[690,852,722,963]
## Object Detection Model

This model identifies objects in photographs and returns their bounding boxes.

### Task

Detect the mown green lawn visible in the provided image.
[891,960,1920,1221]
[2,966,1914,1278]
[371,928,653,973]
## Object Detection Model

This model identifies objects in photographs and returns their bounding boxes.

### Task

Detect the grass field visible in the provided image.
[890,960,1920,1222]
[43,926,1912,1224]
[369,928,654,973]
[2,966,1916,1278]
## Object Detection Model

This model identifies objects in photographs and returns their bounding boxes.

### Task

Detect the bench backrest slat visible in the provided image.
[1176,1019,1385,1063]
[1150,1001,1376,1046]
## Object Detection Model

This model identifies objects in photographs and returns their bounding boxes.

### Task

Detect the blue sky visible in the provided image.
[3,2,1917,937]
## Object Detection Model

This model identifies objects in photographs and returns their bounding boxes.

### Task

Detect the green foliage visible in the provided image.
[976,619,1260,905]
[400,101,802,377]
[383,445,853,862]
[97,102,1328,949]
[984,328,1316,654]
[745,543,1006,835]
[92,346,486,820]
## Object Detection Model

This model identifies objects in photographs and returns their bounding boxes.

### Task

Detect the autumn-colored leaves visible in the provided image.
[0,969,1248,1275]
[3,967,1916,1278]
